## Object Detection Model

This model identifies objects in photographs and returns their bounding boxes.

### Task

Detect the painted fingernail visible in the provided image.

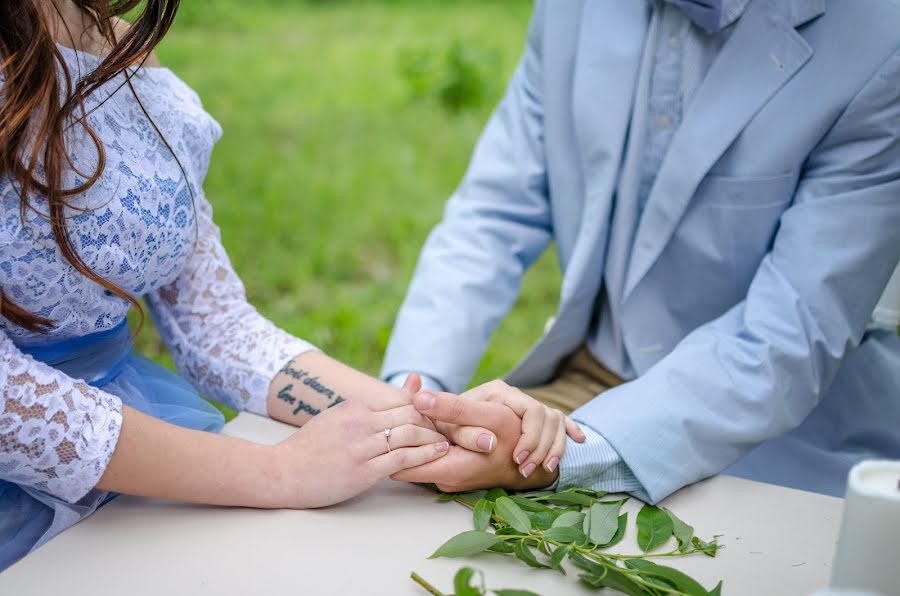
[416,392,436,411]
[521,462,537,478]
[546,456,560,472]
[435,441,450,453]
[515,450,530,465]
[477,433,495,451]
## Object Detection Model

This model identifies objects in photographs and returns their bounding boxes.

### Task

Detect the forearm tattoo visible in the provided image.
[275,362,346,419]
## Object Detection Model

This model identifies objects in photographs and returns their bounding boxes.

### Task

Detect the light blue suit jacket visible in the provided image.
[382,0,900,502]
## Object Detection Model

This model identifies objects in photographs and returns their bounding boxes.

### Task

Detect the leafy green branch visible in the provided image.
[415,487,723,596]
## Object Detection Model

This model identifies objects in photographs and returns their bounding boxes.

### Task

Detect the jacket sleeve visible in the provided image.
[574,48,900,503]
[381,2,553,392]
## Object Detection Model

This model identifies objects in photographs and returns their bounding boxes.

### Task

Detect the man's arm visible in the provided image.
[573,47,900,503]
[381,1,552,393]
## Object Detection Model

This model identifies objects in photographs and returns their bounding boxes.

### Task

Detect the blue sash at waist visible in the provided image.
[1,319,225,571]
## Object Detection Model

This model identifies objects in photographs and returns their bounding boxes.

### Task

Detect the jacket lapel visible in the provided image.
[559,0,649,305]
[622,0,823,301]
[506,0,649,387]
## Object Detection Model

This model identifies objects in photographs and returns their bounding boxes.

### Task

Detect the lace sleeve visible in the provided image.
[0,331,123,504]
[146,191,318,416]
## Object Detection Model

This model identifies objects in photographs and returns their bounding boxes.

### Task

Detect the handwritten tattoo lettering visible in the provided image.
[277,364,347,418]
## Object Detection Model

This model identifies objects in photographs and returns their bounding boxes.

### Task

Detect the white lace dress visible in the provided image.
[0,46,316,565]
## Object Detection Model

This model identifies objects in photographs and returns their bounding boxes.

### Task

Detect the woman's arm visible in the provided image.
[266,351,420,426]
[98,397,450,510]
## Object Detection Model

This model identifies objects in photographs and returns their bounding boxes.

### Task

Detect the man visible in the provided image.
[383,0,900,503]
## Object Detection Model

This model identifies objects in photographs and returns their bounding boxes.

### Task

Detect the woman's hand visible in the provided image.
[454,381,585,477]
[392,392,560,492]
[271,398,449,508]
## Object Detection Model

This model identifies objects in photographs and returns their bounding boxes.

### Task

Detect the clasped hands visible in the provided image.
[390,375,586,492]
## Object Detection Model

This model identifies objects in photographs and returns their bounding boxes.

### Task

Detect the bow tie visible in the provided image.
[663,0,729,33]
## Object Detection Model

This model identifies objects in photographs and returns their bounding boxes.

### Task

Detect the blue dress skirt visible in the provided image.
[0,321,225,570]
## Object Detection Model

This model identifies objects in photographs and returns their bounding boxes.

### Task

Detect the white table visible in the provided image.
[0,414,845,595]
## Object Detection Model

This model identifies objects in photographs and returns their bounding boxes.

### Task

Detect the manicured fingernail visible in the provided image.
[477,433,494,451]
[515,450,530,465]
[546,456,560,472]
[521,462,537,478]
[435,441,450,453]
[416,392,436,411]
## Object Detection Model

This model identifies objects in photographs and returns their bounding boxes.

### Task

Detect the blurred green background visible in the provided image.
[134,0,562,389]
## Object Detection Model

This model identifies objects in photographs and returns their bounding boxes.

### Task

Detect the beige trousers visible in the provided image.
[520,347,625,414]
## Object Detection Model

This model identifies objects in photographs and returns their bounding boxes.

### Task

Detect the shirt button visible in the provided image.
[668,35,681,50]
[656,114,673,129]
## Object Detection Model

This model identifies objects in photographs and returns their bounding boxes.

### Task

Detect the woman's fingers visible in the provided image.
[366,424,447,457]
[443,424,497,453]
[369,442,450,478]
[512,405,545,466]
[519,408,561,478]
[543,415,567,473]
[375,403,434,432]
[565,415,586,442]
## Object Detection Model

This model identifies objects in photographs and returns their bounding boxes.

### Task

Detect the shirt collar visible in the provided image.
[652,0,752,33]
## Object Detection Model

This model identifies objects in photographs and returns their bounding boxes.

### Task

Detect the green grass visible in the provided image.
[134,0,561,387]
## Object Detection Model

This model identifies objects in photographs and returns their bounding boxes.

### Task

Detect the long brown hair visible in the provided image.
[0,0,180,332]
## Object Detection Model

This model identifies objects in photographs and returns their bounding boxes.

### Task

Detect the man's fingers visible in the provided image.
[445,425,497,453]
[402,373,422,395]
[369,441,450,478]
[413,391,509,428]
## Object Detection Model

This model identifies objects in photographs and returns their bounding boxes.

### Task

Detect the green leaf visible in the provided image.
[585,501,623,546]
[485,488,508,502]
[472,499,494,531]
[429,530,503,559]
[516,489,556,499]
[664,507,694,552]
[599,513,628,548]
[494,591,542,596]
[487,541,516,554]
[510,495,552,512]
[692,536,721,557]
[437,492,456,502]
[595,565,655,596]
[542,526,587,544]
[459,489,488,503]
[624,559,709,596]
[514,540,550,569]
[549,545,571,575]
[636,504,674,552]
[572,488,609,498]
[544,492,596,507]
[551,511,585,529]
[530,511,557,531]
[453,567,483,596]
[709,580,724,596]
[495,497,532,534]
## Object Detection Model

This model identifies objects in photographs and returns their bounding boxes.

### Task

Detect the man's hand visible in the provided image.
[391,391,559,492]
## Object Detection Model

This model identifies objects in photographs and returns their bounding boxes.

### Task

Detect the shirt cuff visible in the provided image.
[386,372,446,392]
[557,425,649,500]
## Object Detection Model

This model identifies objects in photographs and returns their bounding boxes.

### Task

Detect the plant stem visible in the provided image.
[410,572,446,596]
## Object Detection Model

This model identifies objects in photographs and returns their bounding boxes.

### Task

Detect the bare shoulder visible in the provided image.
[111,17,161,68]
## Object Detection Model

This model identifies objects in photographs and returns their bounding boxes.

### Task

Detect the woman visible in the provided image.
[0,0,582,571]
